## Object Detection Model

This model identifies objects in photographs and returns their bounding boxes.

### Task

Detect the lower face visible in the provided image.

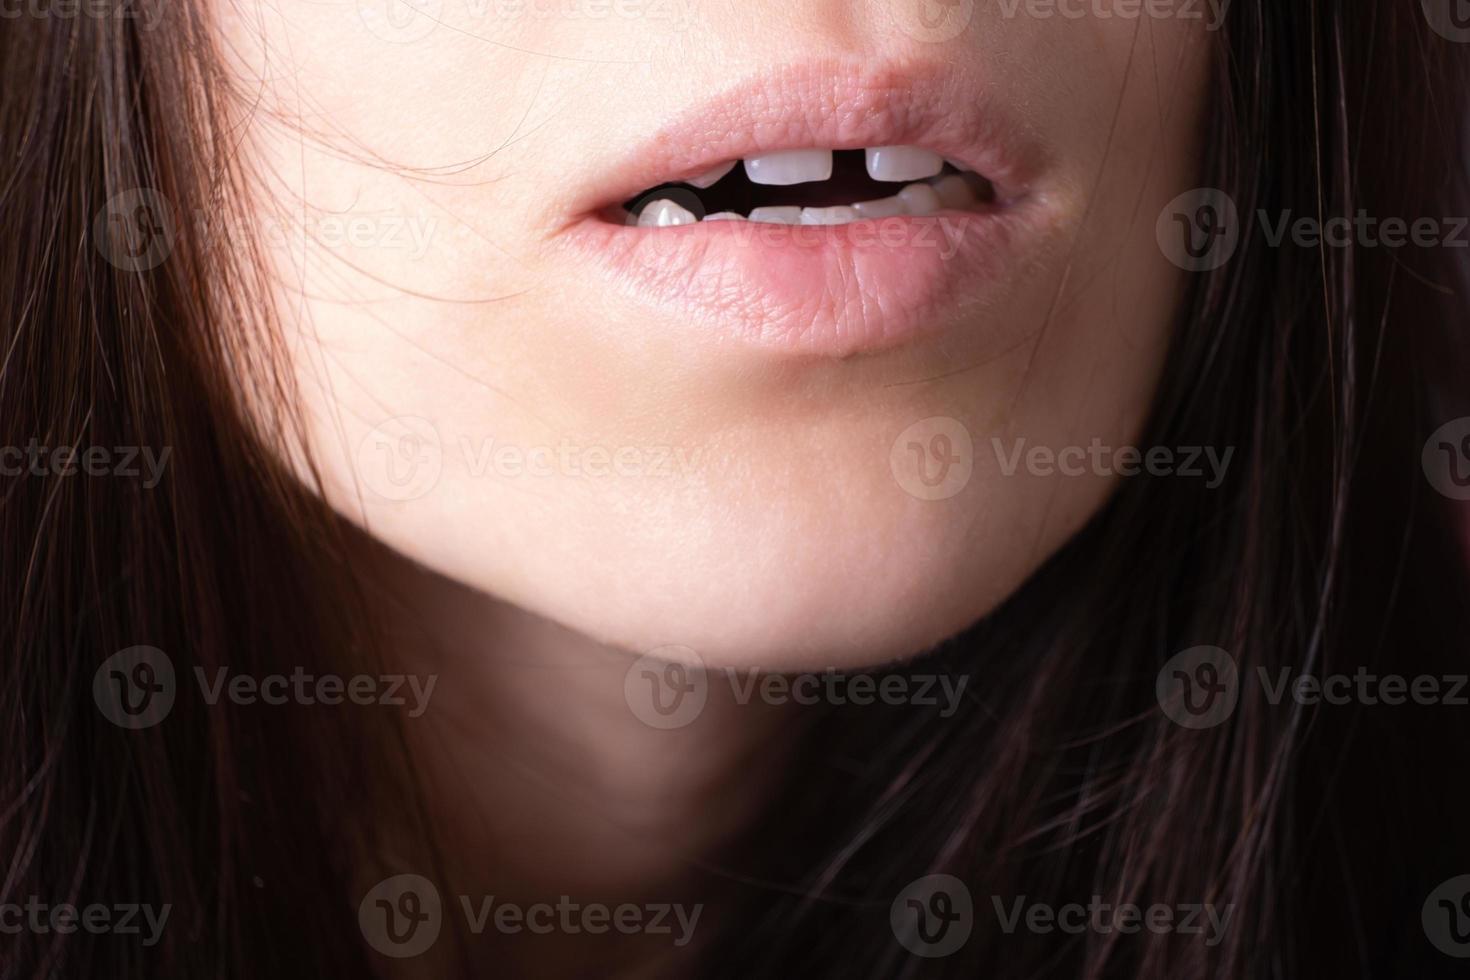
[216,2,1211,668]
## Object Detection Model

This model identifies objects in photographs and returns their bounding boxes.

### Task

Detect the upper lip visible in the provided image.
[571,60,1048,219]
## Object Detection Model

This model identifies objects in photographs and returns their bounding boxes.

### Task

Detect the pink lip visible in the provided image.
[558,60,1058,359]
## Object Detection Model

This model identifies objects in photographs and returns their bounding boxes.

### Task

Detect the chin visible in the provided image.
[342,458,1116,672]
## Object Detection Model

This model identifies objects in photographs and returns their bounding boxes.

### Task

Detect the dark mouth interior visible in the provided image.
[622,149,994,220]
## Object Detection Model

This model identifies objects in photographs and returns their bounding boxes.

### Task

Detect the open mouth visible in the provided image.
[616,147,997,227]
[562,61,1058,357]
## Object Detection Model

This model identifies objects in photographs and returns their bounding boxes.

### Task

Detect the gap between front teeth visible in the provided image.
[734,146,948,186]
[636,172,981,227]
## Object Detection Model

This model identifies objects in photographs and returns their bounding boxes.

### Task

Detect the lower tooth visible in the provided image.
[851,195,905,219]
[965,173,996,201]
[748,206,804,225]
[898,182,942,216]
[637,199,698,227]
[932,174,976,210]
[703,211,745,222]
[800,206,858,226]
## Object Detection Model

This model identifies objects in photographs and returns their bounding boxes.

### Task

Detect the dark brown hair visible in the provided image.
[2,1,1468,977]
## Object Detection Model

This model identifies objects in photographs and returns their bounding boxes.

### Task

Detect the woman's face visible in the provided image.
[219,2,1211,667]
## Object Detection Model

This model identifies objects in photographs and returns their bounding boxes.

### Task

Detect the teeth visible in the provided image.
[748,206,804,224]
[631,151,988,227]
[687,161,736,189]
[638,199,700,227]
[800,206,858,225]
[743,150,833,186]
[898,182,942,216]
[966,172,996,202]
[932,174,977,210]
[636,198,698,227]
[865,146,944,183]
[850,195,906,219]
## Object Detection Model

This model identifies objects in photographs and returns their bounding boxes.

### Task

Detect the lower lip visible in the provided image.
[565,205,1035,358]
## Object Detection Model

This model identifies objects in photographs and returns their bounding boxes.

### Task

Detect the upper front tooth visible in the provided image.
[866,146,944,183]
[744,150,833,186]
[687,161,736,189]
[637,198,698,227]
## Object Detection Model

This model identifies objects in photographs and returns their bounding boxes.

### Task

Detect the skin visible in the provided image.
[218,0,1210,670]
[212,1,1211,974]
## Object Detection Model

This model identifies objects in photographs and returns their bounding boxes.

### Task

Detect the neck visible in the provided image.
[355,538,793,977]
